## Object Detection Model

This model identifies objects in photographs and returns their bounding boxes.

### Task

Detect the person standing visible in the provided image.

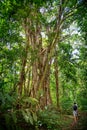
[73,102,78,123]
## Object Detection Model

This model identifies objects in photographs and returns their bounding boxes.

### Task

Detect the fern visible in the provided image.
[32,112,37,122]
[21,108,37,125]
[0,91,38,129]
[5,113,11,126]
[11,111,17,123]
[22,96,38,106]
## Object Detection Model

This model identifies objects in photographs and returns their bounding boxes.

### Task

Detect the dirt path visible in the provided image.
[62,111,87,130]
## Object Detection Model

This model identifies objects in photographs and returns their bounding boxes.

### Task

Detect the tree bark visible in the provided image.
[54,55,60,109]
[18,1,63,108]
[18,18,30,96]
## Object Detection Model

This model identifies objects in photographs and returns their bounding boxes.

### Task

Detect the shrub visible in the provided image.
[37,107,62,130]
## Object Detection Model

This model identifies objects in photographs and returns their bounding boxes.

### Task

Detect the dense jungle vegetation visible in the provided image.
[0,0,87,130]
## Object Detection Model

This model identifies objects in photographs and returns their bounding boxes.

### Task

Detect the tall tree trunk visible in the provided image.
[18,1,63,108]
[25,17,52,108]
[18,46,28,96]
[18,18,30,96]
[54,56,60,109]
[28,2,63,108]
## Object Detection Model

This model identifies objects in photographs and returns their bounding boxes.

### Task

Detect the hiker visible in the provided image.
[73,102,78,123]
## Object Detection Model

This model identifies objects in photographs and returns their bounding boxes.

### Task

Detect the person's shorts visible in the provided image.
[73,110,77,117]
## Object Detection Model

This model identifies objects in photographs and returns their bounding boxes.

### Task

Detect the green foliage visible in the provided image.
[60,97,73,114]
[21,109,33,124]
[37,108,62,130]
[77,90,87,110]
[17,96,38,125]
[58,42,77,81]
[0,91,17,111]
[0,91,38,129]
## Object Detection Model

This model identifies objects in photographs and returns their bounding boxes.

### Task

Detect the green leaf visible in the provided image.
[32,112,37,122]
[26,109,34,125]
[11,112,17,123]
[21,110,29,123]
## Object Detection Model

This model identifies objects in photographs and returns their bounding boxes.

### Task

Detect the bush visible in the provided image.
[60,98,72,115]
[0,91,38,130]
[37,107,62,130]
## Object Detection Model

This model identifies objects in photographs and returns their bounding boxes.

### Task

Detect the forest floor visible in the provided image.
[61,111,87,130]
[0,109,87,130]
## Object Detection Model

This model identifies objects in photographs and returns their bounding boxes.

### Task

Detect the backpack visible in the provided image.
[73,105,77,111]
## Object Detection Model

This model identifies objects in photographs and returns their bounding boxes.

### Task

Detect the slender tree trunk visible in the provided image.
[54,54,60,109]
[27,70,31,96]
[18,18,29,96]
[18,52,27,96]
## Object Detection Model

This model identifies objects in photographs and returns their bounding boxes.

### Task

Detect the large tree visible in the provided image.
[0,0,84,108]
